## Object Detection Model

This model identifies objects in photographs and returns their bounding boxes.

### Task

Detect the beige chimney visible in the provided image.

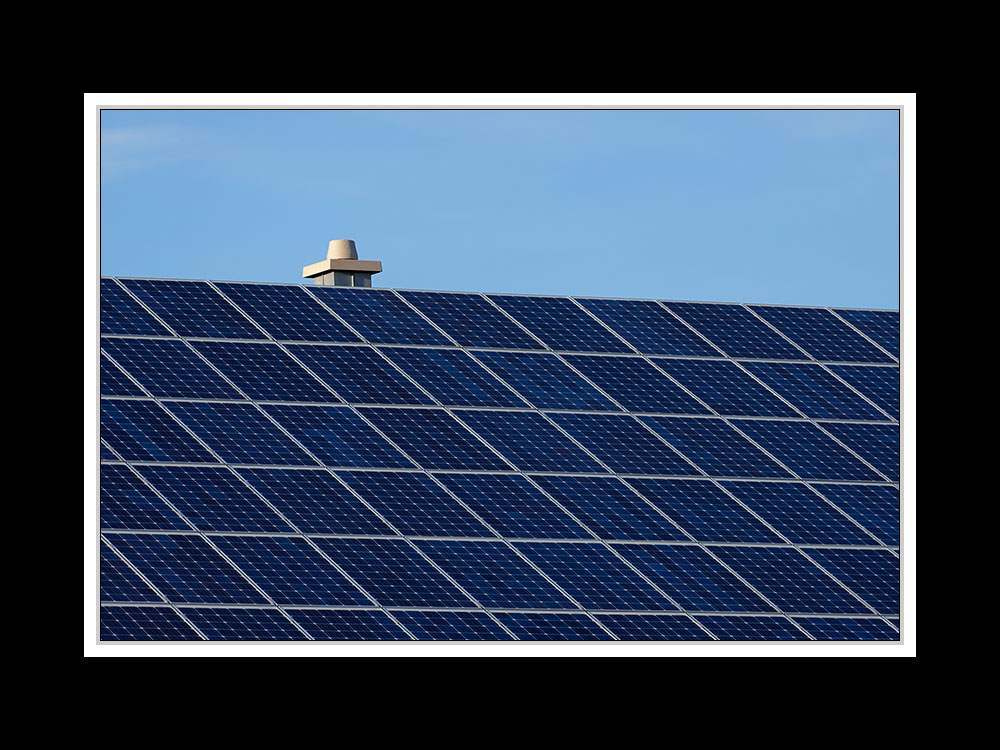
[303,239,383,287]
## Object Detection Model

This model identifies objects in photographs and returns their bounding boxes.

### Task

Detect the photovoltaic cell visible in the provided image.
[696,615,810,641]
[399,290,544,349]
[828,365,899,420]
[287,609,411,640]
[564,355,711,414]
[382,347,527,408]
[190,341,335,402]
[214,282,362,343]
[578,298,721,357]
[597,614,714,640]
[391,610,514,640]
[493,612,613,641]
[102,279,173,335]
[101,354,145,396]
[121,279,266,339]
[833,309,899,358]
[471,351,620,411]
[489,294,633,353]
[804,548,899,615]
[100,606,202,641]
[752,305,894,363]
[656,359,799,418]
[741,361,888,421]
[103,338,244,400]
[286,344,434,405]
[310,287,451,346]
[663,302,804,360]
[181,607,304,640]
[100,463,189,531]
[101,542,161,602]
[795,617,898,641]
[809,483,899,546]
[101,399,217,464]
[820,421,899,481]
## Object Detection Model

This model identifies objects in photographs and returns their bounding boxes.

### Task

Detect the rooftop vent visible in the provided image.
[302,239,383,287]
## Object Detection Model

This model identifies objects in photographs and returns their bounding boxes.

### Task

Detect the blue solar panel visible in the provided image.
[287,609,411,640]
[614,543,776,612]
[380,347,527,407]
[531,475,688,541]
[190,341,336,402]
[135,465,295,533]
[741,361,888,421]
[547,413,698,476]
[103,338,244,400]
[820,421,899,481]
[809,483,899,546]
[641,416,793,479]
[121,279,266,339]
[695,615,810,641]
[664,302,805,360]
[514,542,677,611]
[489,294,633,353]
[100,606,202,640]
[168,401,316,466]
[214,282,362,343]
[399,290,545,349]
[101,399,217,463]
[391,610,514,640]
[730,419,884,481]
[833,309,899,358]
[101,463,189,531]
[286,344,434,405]
[752,305,894,363]
[804,548,899,615]
[795,616,898,641]
[656,359,800,418]
[578,298,722,357]
[626,478,783,543]
[101,541,161,602]
[435,473,591,540]
[827,365,899,420]
[564,355,711,414]
[310,287,452,346]
[336,470,495,537]
[493,612,613,641]
[718,480,876,546]
[471,351,620,411]
[454,409,607,473]
[101,354,146,396]
[181,607,305,640]
[101,278,172,336]
[597,613,714,640]
[234,468,394,536]
[314,537,477,608]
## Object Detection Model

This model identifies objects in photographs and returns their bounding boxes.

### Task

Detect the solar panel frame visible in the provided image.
[492,612,614,641]
[740,360,891,421]
[101,399,219,464]
[577,297,724,357]
[751,305,895,363]
[655,358,802,418]
[379,347,530,408]
[120,279,268,340]
[390,610,515,640]
[663,301,806,360]
[100,353,147,397]
[563,354,713,415]
[101,278,174,336]
[488,293,636,353]
[827,364,900,420]
[398,290,547,349]
[308,287,453,346]
[831,309,900,359]
[100,605,204,641]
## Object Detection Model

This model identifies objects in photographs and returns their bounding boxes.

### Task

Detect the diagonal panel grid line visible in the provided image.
[826,308,899,363]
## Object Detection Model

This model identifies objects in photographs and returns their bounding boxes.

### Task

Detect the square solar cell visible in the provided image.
[180,607,306,640]
[399,290,545,349]
[285,344,433,405]
[391,610,514,640]
[731,419,885,481]
[214,282,362,342]
[828,365,899,420]
[578,298,722,357]
[493,612,613,640]
[656,359,800,418]
[314,537,478,608]
[336,470,495,537]
[833,309,899,358]
[414,540,575,609]
[695,615,810,640]
[100,605,202,641]
[752,305,894,363]
[310,287,452,345]
[710,546,870,614]
[472,351,620,411]
[718,480,877,546]
[382,347,528,407]
[121,279,266,339]
[235,468,395,535]
[190,341,336,402]
[597,613,714,641]
[741,361,888,421]
[106,533,269,604]
[101,399,217,464]
[286,609,412,640]
[209,535,371,606]
[435,473,592,540]
[820,421,899,481]
[531,475,688,541]
[549,412,702,477]
[613,543,776,612]
[358,407,510,471]
[454,409,607,473]
[135,465,295,533]
[103,338,244,399]
[101,541,162,602]
[564,355,711,414]
[795,616,898,641]
[168,401,317,466]
[663,302,805,359]
[101,278,172,336]
[809,483,899,546]
[514,542,678,611]
[101,354,146,396]
[626,478,784,543]
[101,463,189,531]
[262,404,413,468]
[489,294,633,353]
[641,416,793,479]
[804,548,899,615]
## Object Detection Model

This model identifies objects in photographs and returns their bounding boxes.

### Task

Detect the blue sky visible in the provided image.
[99,108,899,309]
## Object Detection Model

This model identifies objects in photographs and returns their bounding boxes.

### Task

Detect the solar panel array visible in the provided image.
[100,279,901,642]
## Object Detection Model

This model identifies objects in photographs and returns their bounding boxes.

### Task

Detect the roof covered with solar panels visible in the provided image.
[100,277,900,642]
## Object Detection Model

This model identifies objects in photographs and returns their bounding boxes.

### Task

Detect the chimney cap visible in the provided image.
[327,239,358,261]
